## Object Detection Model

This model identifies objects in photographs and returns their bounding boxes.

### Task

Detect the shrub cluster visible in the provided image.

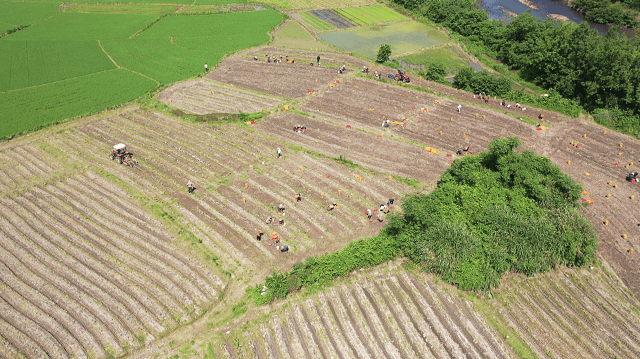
[453,68,513,96]
[250,138,597,303]
[248,233,399,305]
[388,137,597,290]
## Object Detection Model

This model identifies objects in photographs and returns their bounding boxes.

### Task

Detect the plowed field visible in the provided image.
[4,46,640,358]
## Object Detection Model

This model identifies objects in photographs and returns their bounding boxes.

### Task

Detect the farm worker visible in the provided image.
[268,56,271,63]
[317,55,320,65]
[457,104,462,113]
[379,204,385,212]
[286,55,289,62]
[296,193,302,202]
[281,245,289,252]
[272,233,279,243]
[187,180,195,193]
[387,199,394,207]
[256,230,264,241]
[278,203,285,214]
[277,147,282,158]
[367,209,372,220]
[377,212,384,222]
[485,95,489,104]
[204,63,208,71]
[516,103,521,108]
[254,56,258,61]
[382,119,389,128]
[265,216,273,224]
[327,203,335,211]
[278,218,285,226]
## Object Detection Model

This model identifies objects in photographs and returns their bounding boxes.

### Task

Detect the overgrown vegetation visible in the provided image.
[573,0,640,27]
[376,43,392,63]
[250,138,597,303]
[453,67,513,96]
[389,137,597,290]
[390,0,640,135]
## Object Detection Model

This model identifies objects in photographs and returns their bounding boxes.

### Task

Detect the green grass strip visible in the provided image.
[301,12,326,30]
[301,12,333,31]
[334,8,366,26]
[343,7,381,24]
[363,4,407,22]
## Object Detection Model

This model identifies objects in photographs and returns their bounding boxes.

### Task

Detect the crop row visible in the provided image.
[300,11,334,31]
[157,78,284,115]
[340,7,381,25]
[0,146,223,357]
[360,4,407,22]
[207,270,510,358]
[333,8,367,26]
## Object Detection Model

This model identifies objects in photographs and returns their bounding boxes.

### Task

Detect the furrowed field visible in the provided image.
[0,5,283,139]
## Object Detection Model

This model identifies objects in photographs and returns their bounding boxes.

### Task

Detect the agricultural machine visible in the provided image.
[110,143,138,167]
[395,69,410,83]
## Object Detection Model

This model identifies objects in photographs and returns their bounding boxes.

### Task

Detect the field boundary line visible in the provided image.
[122,68,160,86]
[0,69,115,94]
[98,40,121,69]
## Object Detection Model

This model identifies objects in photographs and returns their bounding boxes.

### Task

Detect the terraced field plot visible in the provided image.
[0,1,60,34]
[157,78,284,115]
[0,7,283,140]
[255,0,376,10]
[205,267,513,358]
[208,47,370,98]
[319,21,448,58]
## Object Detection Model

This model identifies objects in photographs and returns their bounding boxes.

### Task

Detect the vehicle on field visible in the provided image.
[395,69,410,83]
[110,143,138,166]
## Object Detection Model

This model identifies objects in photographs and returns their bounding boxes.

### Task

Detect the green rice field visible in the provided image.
[104,10,283,84]
[0,4,283,140]
[0,1,61,34]
[255,0,376,10]
[300,11,334,31]
[319,21,448,58]
[271,20,335,51]
[0,69,157,139]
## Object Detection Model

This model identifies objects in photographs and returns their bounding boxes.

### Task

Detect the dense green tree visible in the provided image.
[376,43,392,63]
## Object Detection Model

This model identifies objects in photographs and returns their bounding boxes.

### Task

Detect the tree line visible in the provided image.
[391,0,640,135]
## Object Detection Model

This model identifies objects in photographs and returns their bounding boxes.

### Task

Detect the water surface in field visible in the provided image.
[319,21,446,58]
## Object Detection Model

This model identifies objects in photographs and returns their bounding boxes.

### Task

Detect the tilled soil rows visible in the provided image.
[208,46,368,99]
[156,79,284,115]
[205,265,513,359]
[5,47,640,358]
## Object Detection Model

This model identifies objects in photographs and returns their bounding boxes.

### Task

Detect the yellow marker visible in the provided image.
[321,193,324,198]
[416,96,418,99]
[450,117,453,121]
[355,86,359,88]
[580,190,589,195]
[465,138,468,141]
[585,172,590,175]
[425,147,431,151]
[633,195,636,199]
[316,140,319,144]
[243,198,246,203]
[583,134,587,138]
[284,105,289,110]
[388,175,392,179]
[245,183,249,188]
[620,143,624,147]
[615,184,619,188]
[301,168,304,174]
[524,137,528,139]
[169,99,172,102]
[476,113,479,117]
[339,190,342,195]
[439,131,443,135]
[607,194,611,198]
[432,149,438,154]
[463,132,466,136]
[609,181,613,185]
[604,130,608,134]
[623,234,628,239]
[619,152,623,156]
[395,107,397,110]
[359,177,362,182]
[568,160,572,164]
[483,115,486,119]
[605,220,609,225]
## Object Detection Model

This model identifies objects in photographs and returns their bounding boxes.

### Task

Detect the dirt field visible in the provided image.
[4,46,640,358]
[175,261,640,359]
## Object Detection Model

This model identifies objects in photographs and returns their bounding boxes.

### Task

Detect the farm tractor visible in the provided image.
[395,69,410,83]
[110,143,138,167]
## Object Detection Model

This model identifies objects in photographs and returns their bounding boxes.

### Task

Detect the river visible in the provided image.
[478,0,610,33]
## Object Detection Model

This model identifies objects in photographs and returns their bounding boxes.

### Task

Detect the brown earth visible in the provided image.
[3,45,640,358]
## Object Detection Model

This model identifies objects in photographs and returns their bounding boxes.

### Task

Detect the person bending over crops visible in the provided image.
[187,180,195,193]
